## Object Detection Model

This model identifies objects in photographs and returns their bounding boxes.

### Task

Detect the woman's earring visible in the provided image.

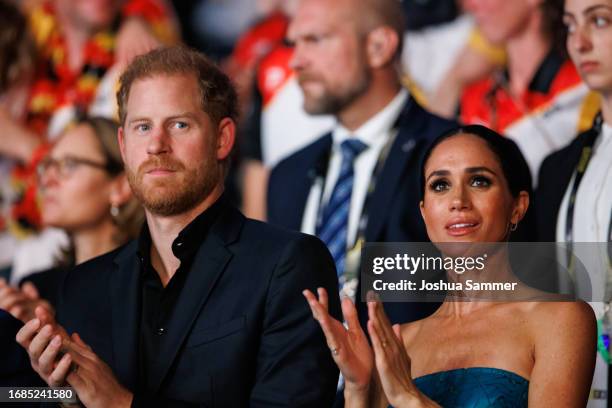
[110,205,120,218]
[510,222,518,232]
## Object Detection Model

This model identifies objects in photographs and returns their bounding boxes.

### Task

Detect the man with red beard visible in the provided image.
[15,46,340,407]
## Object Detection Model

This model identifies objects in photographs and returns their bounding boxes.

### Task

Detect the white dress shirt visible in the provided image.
[555,123,612,298]
[301,89,409,248]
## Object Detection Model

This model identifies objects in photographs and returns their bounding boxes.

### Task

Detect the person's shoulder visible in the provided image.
[241,217,328,254]
[526,300,596,338]
[398,98,458,139]
[270,133,332,175]
[64,242,135,284]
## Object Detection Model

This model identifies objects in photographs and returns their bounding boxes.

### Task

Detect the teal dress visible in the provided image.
[410,367,529,407]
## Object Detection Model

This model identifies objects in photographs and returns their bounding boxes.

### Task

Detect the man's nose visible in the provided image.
[146,126,171,155]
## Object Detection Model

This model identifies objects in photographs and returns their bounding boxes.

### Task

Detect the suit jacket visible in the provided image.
[267,98,457,325]
[534,129,593,241]
[57,203,341,407]
[0,309,44,389]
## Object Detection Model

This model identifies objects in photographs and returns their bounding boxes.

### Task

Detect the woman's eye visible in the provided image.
[471,176,491,188]
[429,179,449,192]
[563,19,576,34]
[593,16,610,28]
[63,158,79,172]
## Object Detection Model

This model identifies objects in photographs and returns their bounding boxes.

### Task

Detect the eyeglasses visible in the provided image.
[36,155,118,179]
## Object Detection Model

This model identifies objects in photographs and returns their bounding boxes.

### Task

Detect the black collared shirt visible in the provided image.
[136,195,225,391]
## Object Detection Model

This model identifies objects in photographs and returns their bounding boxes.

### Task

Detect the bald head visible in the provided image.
[288,0,404,119]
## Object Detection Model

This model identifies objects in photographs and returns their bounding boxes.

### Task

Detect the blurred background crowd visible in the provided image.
[0,0,610,405]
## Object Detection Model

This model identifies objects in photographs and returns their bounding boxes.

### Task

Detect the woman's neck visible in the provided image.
[440,247,516,316]
[505,16,551,97]
[54,7,90,72]
[72,221,119,264]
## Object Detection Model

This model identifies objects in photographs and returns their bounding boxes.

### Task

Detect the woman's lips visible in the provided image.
[580,61,600,73]
[445,221,480,237]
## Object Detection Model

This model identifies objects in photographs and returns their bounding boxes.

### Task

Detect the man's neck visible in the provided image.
[337,72,402,131]
[505,14,550,97]
[146,185,224,286]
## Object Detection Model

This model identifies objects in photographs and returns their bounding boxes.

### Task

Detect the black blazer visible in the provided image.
[57,204,341,407]
[535,129,593,242]
[0,309,44,389]
[267,98,457,325]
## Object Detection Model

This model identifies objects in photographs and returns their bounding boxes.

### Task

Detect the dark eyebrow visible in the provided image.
[425,167,498,182]
[465,167,498,176]
[425,169,450,182]
[565,4,612,18]
[584,4,612,14]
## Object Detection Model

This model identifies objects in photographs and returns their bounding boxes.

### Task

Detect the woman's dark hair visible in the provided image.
[542,0,568,57]
[0,0,35,92]
[420,125,532,200]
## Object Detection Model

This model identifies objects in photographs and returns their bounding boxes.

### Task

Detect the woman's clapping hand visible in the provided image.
[302,288,373,394]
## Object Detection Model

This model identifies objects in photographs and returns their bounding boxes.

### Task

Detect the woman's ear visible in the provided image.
[419,200,426,221]
[510,191,529,225]
[109,173,133,208]
[366,26,399,68]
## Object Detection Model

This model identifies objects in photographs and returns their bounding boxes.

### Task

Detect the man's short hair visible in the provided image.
[117,46,238,127]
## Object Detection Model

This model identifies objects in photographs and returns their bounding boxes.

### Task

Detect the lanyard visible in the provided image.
[564,112,612,280]
[314,117,401,250]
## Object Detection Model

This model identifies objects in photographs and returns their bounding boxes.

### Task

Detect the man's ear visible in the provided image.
[366,26,399,69]
[109,174,133,208]
[216,117,236,161]
[118,127,127,164]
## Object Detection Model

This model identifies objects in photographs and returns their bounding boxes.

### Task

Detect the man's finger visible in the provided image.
[16,318,40,348]
[49,353,72,387]
[28,324,54,363]
[38,334,64,377]
[0,292,25,310]
[35,306,56,326]
[22,282,40,299]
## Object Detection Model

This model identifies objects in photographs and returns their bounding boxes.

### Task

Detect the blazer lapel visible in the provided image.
[110,241,142,390]
[149,206,243,392]
[365,100,426,240]
[280,134,332,231]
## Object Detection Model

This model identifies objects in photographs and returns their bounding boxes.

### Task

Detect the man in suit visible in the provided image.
[267,0,457,325]
[16,46,340,407]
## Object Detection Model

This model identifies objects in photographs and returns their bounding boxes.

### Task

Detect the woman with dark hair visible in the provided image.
[0,117,144,322]
[536,0,612,404]
[304,125,596,406]
[459,0,594,182]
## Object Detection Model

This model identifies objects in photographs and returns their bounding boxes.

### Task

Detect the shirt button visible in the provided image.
[156,327,166,336]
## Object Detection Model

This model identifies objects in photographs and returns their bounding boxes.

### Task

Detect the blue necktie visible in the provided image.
[317,138,368,280]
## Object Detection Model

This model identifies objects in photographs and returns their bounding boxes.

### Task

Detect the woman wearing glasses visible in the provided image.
[0,117,143,322]
[305,125,596,407]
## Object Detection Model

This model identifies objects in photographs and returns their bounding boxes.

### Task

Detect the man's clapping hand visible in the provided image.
[16,306,133,408]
